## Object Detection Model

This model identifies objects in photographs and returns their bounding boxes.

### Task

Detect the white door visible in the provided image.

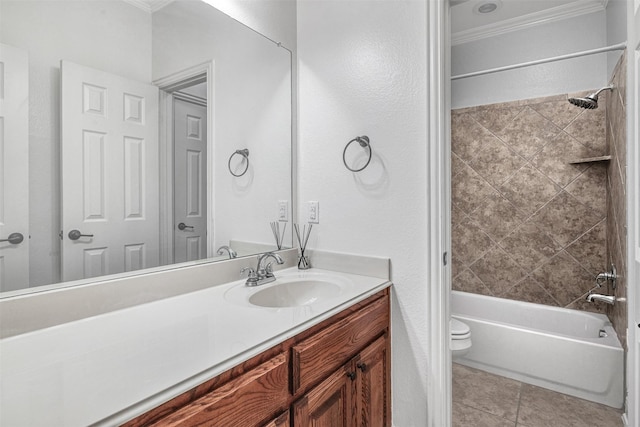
[173,96,207,263]
[0,44,29,292]
[61,61,159,281]
[628,0,640,424]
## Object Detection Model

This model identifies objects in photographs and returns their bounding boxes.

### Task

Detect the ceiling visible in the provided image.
[451,0,609,45]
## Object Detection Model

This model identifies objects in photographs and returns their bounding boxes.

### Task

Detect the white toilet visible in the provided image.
[450,318,471,359]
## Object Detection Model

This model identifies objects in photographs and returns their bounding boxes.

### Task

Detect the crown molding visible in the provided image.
[452,0,609,46]
[122,0,175,14]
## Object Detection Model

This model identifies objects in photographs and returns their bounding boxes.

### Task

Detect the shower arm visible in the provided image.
[592,85,614,97]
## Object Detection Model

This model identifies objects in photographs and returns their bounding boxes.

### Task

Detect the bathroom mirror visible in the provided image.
[0,0,292,295]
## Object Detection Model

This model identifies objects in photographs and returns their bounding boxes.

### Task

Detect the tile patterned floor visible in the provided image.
[453,363,624,427]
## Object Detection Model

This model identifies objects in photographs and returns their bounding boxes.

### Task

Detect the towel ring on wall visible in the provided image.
[228,149,250,177]
[343,136,372,172]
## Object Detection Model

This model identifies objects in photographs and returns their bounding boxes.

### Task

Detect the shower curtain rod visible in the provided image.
[451,42,627,81]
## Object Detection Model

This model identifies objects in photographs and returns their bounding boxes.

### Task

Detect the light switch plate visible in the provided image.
[278,200,289,221]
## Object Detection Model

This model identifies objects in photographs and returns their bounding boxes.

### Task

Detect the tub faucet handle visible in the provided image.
[595,264,617,289]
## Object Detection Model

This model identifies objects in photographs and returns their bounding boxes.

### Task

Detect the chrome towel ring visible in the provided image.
[343,135,372,172]
[228,149,250,177]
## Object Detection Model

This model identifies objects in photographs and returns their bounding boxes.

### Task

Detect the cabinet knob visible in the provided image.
[346,371,357,381]
[357,362,367,372]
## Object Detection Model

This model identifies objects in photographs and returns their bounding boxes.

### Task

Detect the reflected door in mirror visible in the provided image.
[0,44,29,291]
[60,61,160,281]
[173,96,207,263]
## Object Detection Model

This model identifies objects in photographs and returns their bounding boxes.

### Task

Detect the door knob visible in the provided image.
[0,232,24,244]
[68,230,94,240]
[178,222,194,231]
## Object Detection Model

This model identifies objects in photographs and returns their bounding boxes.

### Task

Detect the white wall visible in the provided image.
[153,0,293,252]
[297,1,429,424]
[203,0,297,52]
[606,0,627,76]
[452,11,608,109]
[0,1,152,286]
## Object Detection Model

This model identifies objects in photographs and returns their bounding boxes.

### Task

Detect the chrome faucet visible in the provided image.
[595,264,617,288]
[241,252,284,287]
[586,293,616,305]
[217,245,237,259]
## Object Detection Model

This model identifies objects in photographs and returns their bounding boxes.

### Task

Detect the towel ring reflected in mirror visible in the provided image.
[343,135,372,172]
[228,148,250,177]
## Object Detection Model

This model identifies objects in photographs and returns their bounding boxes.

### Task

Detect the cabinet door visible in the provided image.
[356,335,390,427]
[293,365,357,427]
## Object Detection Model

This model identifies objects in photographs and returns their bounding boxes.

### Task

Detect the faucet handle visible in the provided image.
[265,262,274,277]
[240,267,257,278]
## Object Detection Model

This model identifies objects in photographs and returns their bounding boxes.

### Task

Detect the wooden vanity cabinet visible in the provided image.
[292,335,390,427]
[354,335,390,426]
[124,289,390,427]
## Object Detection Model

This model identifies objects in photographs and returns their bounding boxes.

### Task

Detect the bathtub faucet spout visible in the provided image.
[586,293,615,305]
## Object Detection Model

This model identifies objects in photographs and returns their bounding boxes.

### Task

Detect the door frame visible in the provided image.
[625,1,640,425]
[426,1,451,426]
[154,61,215,265]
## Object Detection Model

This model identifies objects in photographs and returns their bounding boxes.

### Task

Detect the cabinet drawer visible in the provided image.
[152,353,289,427]
[292,295,389,393]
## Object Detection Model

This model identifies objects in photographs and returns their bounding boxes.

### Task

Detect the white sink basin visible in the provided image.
[249,280,341,308]
[224,272,352,308]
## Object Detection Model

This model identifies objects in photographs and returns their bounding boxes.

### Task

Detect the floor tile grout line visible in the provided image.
[514,380,524,426]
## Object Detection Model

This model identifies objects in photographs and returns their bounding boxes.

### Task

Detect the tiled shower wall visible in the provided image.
[451,91,611,313]
[606,52,627,348]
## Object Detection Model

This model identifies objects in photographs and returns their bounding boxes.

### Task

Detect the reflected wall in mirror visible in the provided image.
[0,0,292,295]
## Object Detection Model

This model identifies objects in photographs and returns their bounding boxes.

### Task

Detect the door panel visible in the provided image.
[61,61,159,281]
[173,98,207,263]
[356,335,390,427]
[0,44,29,291]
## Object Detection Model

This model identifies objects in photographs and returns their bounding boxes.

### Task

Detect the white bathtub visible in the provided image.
[451,291,624,408]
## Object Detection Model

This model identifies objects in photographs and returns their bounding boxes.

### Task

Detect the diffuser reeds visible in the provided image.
[270,221,287,250]
[294,223,312,269]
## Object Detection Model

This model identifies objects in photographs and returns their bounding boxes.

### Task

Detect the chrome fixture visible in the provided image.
[217,245,237,259]
[0,232,24,244]
[595,264,618,288]
[568,85,613,109]
[343,135,372,172]
[586,293,616,305]
[228,149,250,177]
[68,229,94,240]
[241,251,284,286]
[587,264,618,305]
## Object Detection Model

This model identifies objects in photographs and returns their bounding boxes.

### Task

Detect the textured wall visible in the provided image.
[606,52,627,348]
[297,1,429,424]
[451,92,611,313]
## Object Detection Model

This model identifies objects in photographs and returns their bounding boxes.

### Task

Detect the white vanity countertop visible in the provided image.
[0,267,390,426]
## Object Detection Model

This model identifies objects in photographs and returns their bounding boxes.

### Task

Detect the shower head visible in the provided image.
[568,85,613,109]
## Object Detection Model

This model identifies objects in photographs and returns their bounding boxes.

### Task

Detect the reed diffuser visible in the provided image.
[270,221,286,250]
[294,223,312,269]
